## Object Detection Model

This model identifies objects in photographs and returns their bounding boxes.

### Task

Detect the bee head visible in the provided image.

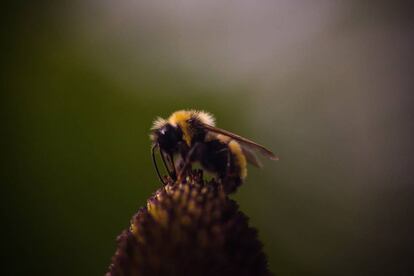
[153,123,183,154]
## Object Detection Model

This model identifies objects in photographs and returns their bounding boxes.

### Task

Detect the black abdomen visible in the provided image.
[197,140,243,193]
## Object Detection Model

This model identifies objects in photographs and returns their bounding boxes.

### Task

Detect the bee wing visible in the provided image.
[241,145,263,168]
[202,123,279,161]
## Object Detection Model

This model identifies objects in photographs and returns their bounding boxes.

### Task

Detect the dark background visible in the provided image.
[3,1,413,275]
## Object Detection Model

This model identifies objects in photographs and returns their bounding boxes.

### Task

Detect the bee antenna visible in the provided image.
[152,144,167,185]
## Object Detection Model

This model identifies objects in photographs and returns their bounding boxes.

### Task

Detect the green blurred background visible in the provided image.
[3,1,413,275]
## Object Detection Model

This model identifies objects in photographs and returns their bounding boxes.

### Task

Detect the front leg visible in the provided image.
[167,153,178,180]
[177,142,203,182]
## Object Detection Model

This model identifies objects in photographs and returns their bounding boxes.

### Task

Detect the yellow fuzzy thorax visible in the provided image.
[168,110,215,146]
[168,110,193,146]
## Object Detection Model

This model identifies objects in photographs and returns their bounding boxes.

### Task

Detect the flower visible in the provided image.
[106,170,272,276]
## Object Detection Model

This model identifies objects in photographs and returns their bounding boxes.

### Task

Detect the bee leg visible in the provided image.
[168,153,177,180]
[160,150,174,180]
[177,142,202,182]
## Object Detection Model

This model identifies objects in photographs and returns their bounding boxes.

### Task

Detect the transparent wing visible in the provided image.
[202,123,279,161]
[241,145,263,168]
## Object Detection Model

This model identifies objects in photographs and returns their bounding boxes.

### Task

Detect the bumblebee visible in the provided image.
[150,110,278,193]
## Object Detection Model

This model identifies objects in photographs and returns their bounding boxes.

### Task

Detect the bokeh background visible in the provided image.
[4,1,413,275]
